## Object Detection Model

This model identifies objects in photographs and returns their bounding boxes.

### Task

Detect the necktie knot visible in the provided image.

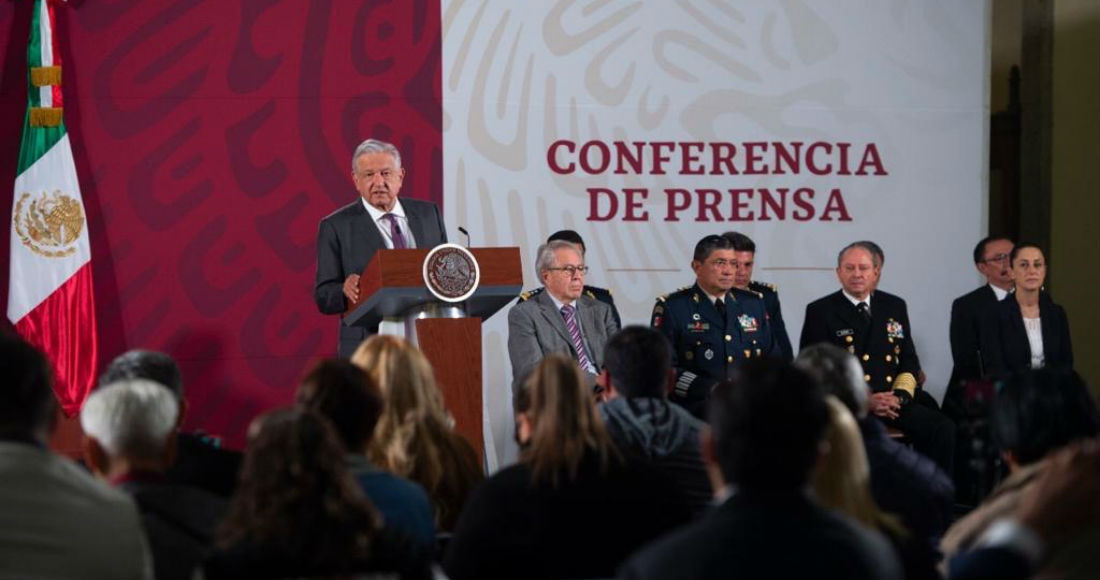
[856,301,870,321]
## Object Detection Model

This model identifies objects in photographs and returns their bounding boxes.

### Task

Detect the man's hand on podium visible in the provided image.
[344,274,361,303]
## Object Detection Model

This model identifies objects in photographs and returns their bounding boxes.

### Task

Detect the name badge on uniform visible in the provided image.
[886,320,905,339]
[688,321,710,332]
[737,314,758,333]
[836,328,854,337]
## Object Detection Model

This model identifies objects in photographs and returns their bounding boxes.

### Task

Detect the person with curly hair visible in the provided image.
[203,408,429,579]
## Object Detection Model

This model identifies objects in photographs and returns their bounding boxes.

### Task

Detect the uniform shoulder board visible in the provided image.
[732,287,764,300]
[585,284,613,298]
[584,289,596,300]
[519,287,544,302]
[655,293,669,303]
[749,280,777,293]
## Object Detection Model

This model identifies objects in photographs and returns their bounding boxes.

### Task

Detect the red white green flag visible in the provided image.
[7,0,98,416]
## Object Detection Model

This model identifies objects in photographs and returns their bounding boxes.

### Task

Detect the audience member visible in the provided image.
[100,349,242,497]
[295,359,435,549]
[797,343,954,570]
[82,379,227,580]
[941,368,1100,578]
[814,396,938,579]
[352,335,484,532]
[597,326,713,516]
[620,358,900,579]
[980,244,1073,378]
[204,408,430,579]
[0,335,152,579]
[948,439,1100,580]
[444,354,692,580]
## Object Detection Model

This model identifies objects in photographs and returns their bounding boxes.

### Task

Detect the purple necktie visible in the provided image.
[383,213,407,249]
[560,304,594,372]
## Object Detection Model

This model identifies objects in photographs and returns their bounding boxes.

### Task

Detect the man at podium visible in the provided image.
[314,138,448,358]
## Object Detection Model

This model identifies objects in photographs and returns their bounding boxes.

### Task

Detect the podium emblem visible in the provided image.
[423,243,480,303]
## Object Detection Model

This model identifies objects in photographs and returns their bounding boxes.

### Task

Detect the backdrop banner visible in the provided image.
[442,1,989,469]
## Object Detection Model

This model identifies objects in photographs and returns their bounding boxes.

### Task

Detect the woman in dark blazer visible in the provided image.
[981,243,1073,379]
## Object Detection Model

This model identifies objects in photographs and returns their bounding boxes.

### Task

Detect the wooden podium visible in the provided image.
[343,247,522,461]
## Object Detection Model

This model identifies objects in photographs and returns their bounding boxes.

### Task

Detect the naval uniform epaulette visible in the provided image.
[749,280,777,294]
[731,287,763,300]
[584,285,613,301]
[518,287,544,302]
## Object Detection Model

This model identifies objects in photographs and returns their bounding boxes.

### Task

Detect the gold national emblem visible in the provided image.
[14,190,84,258]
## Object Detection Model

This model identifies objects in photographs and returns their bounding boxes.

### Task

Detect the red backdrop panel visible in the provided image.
[0,0,442,448]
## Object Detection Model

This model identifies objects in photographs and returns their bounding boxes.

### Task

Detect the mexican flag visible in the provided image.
[7,0,98,416]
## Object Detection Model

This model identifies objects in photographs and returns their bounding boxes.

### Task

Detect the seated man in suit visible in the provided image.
[516,229,622,327]
[945,236,1014,420]
[721,231,793,360]
[508,240,620,392]
[82,379,227,580]
[314,138,448,358]
[101,350,242,498]
[1,335,152,579]
[619,358,901,579]
[800,241,956,473]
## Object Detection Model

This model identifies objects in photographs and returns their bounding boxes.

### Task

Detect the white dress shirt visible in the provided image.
[362,199,417,249]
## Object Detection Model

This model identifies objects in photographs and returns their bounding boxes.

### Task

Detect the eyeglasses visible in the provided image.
[547,265,589,277]
[982,253,1010,264]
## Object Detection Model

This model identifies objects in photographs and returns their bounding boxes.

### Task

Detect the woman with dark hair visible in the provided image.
[941,368,1100,578]
[443,355,692,580]
[204,409,430,579]
[981,243,1073,378]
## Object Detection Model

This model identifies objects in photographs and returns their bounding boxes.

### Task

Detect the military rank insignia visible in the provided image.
[886,320,905,339]
[737,314,758,333]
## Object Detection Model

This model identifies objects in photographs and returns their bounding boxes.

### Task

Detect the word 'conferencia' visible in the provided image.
[546,140,889,223]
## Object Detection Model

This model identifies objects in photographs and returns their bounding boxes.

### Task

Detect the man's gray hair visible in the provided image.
[794,343,870,418]
[837,241,882,269]
[80,379,180,461]
[351,138,402,172]
[534,240,581,281]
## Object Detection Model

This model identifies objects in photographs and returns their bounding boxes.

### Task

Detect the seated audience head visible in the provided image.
[707,358,828,492]
[1008,242,1047,294]
[813,396,903,534]
[547,229,587,254]
[522,354,618,486]
[691,234,736,296]
[534,239,586,302]
[972,236,1015,290]
[351,335,452,464]
[600,326,672,400]
[795,342,870,419]
[992,368,1100,470]
[836,241,882,301]
[218,408,379,570]
[100,349,187,428]
[0,334,56,443]
[295,359,384,455]
[80,379,180,477]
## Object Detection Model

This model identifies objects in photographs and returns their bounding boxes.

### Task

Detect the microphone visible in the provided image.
[457,226,471,248]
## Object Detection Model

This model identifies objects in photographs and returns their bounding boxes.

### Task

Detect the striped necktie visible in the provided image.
[560,304,594,372]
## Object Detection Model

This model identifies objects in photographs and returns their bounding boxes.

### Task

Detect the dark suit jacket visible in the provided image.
[800,290,921,393]
[119,476,228,580]
[165,432,242,498]
[980,291,1073,379]
[945,285,1001,419]
[507,290,619,391]
[619,490,901,579]
[314,198,447,357]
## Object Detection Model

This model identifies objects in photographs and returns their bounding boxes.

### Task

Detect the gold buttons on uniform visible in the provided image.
[744,350,751,358]
[685,352,694,360]
[727,356,733,363]
[846,336,854,343]
[725,334,732,342]
[888,337,894,344]
[864,374,871,382]
[895,346,901,354]
[862,354,869,361]
[886,355,892,362]
[886,376,893,383]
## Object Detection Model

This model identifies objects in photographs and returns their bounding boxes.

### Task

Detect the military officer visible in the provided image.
[652,234,777,418]
[800,241,955,473]
[722,231,793,360]
[517,229,621,327]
